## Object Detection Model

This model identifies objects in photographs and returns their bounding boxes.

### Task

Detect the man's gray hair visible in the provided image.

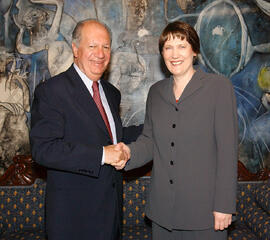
[72,18,112,46]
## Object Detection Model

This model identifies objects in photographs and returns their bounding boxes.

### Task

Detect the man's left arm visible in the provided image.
[122,124,144,144]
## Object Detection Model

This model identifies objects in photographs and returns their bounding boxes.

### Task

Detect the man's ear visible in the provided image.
[72,43,78,58]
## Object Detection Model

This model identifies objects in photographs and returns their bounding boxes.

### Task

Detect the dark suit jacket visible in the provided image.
[30,65,123,240]
[125,68,238,230]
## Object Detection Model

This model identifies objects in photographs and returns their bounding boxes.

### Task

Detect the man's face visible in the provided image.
[72,22,111,81]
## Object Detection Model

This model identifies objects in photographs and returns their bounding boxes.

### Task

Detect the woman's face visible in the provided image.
[162,35,196,78]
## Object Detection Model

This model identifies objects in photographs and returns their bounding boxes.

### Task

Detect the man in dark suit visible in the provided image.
[30,19,132,240]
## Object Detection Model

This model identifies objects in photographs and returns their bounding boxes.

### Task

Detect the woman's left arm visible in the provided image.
[213,76,238,228]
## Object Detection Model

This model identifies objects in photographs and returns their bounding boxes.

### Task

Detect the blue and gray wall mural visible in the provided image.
[0,0,269,174]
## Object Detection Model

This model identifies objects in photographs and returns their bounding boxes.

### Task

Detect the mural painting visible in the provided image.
[0,0,269,174]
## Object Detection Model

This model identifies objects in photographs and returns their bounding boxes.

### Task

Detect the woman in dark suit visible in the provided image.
[122,21,238,240]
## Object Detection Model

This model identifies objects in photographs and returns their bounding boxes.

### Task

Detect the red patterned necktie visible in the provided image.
[92,81,113,141]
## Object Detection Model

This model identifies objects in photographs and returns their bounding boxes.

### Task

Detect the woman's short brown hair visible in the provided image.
[159,21,200,55]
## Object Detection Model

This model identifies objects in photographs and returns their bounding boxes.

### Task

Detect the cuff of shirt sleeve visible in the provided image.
[101,147,105,165]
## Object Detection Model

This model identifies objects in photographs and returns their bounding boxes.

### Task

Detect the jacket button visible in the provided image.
[170,161,174,165]
[171,142,174,147]
[169,179,173,184]
[172,124,176,128]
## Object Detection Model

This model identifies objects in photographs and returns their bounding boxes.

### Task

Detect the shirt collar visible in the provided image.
[73,63,100,87]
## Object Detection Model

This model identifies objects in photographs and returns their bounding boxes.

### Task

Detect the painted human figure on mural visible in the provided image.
[0,49,30,175]
[258,66,270,111]
[107,51,148,126]
[251,66,270,169]
[0,0,13,47]
[237,66,270,172]
[13,0,73,77]
[112,0,162,127]
[120,0,159,54]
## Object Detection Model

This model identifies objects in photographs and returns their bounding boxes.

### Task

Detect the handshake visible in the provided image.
[104,142,130,170]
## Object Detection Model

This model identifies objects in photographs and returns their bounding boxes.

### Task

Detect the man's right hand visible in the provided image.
[104,144,129,170]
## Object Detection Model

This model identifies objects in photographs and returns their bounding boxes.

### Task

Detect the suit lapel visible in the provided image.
[65,66,112,140]
[160,69,205,106]
[179,69,204,103]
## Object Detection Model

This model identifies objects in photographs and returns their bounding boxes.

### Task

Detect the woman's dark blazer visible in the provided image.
[125,68,238,230]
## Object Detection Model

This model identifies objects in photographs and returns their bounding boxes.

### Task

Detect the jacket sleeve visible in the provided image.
[125,88,154,171]
[122,124,143,144]
[30,82,102,177]
[213,76,238,214]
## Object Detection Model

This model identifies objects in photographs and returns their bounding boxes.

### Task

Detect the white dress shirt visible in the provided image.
[74,63,117,164]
